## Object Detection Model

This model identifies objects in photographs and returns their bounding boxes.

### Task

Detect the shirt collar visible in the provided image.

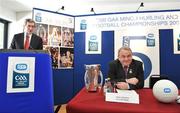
[24,32,32,38]
[123,65,129,68]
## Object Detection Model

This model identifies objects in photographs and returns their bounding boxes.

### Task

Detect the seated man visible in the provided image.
[108,46,144,90]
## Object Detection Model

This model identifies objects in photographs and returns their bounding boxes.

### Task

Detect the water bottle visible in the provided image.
[103,78,111,95]
[103,79,108,94]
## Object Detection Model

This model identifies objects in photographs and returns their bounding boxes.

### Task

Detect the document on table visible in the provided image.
[116,89,138,96]
[105,89,139,104]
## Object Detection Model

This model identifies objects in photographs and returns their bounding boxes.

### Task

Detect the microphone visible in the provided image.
[110,80,117,93]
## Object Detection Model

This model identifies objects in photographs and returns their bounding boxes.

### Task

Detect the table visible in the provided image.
[67,88,180,113]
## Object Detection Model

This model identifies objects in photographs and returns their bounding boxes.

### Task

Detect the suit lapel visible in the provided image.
[30,34,34,45]
[129,60,135,71]
[19,33,25,49]
[117,60,125,77]
[30,34,36,49]
[128,60,135,77]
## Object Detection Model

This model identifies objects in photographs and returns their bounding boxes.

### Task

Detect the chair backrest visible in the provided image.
[149,74,168,88]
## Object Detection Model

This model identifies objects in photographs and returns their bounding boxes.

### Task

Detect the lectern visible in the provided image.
[0,49,54,113]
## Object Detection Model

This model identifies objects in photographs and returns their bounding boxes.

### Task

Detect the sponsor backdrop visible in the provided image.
[33,8,75,104]
[85,30,102,54]
[33,8,75,69]
[30,8,180,105]
[114,28,159,87]
[75,11,180,87]
[173,28,180,54]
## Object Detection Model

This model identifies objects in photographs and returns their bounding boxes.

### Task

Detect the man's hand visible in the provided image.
[126,77,138,85]
[116,82,129,90]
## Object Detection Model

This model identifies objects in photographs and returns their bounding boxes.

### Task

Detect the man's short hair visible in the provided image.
[118,46,132,57]
[24,18,35,26]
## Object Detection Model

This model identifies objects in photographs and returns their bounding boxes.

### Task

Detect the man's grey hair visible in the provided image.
[118,46,132,57]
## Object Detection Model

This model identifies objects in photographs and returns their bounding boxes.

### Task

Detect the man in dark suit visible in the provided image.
[108,46,144,90]
[10,18,43,50]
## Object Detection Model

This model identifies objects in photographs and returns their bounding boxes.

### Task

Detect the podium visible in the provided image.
[0,49,54,113]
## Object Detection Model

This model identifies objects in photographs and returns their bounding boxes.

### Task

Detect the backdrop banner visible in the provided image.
[75,11,180,87]
[115,27,159,87]
[33,8,75,69]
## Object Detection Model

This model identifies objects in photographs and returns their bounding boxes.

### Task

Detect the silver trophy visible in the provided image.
[84,64,103,92]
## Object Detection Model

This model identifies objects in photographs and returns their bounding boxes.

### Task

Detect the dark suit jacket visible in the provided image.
[108,59,144,89]
[10,33,43,50]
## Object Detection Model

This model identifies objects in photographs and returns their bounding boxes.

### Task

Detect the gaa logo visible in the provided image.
[164,88,171,93]
[13,73,29,88]
[13,63,29,88]
[15,75,27,81]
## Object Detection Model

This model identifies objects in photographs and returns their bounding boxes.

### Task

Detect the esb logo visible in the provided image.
[12,64,29,88]
[164,88,171,93]
[16,63,27,70]
[80,19,87,30]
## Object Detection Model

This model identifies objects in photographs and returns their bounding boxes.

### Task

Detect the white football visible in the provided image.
[152,80,178,103]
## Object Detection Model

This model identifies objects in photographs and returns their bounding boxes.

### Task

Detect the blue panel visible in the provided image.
[0,51,54,113]
[53,69,73,105]
[160,29,180,88]
[73,31,114,95]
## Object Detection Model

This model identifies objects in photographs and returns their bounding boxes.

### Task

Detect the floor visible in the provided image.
[54,104,67,113]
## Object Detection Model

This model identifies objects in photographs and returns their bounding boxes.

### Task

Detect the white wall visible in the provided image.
[8,11,32,47]
[0,3,32,48]
[0,4,15,48]
[0,5,16,21]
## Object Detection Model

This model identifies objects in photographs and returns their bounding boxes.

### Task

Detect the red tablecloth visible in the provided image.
[67,88,180,113]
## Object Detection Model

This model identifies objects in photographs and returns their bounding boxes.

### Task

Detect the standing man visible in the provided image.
[108,46,144,90]
[10,18,43,50]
